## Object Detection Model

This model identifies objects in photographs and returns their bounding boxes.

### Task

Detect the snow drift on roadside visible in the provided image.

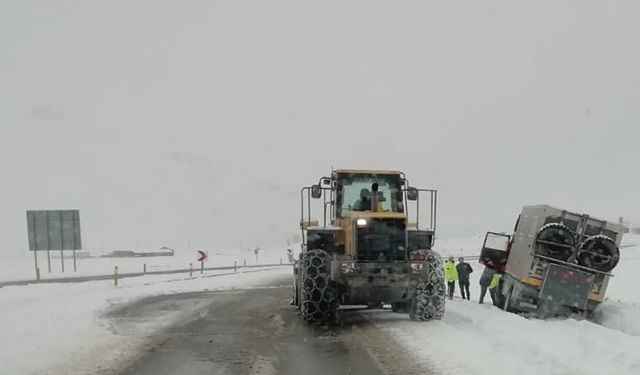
[368,299,640,375]
[377,234,640,375]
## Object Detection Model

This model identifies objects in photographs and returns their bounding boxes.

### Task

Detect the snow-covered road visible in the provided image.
[0,266,293,375]
[1,235,638,374]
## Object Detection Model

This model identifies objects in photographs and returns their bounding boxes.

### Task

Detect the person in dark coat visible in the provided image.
[456,257,473,300]
[478,266,496,304]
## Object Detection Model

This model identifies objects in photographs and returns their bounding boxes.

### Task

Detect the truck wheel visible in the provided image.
[410,250,446,321]
[300,249,339,324]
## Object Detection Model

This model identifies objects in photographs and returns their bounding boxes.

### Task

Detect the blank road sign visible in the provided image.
[27,210,82,251]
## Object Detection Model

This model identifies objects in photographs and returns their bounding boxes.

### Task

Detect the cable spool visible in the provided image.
[578,235,619,272]
[535,223,576,262]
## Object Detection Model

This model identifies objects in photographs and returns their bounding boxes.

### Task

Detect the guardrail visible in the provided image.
[0,263,293,288]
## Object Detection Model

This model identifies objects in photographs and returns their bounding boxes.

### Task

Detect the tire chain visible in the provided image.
[411,250,446,321]
[301,249,338,323]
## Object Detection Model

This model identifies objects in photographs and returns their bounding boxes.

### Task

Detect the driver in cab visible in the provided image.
[353,188,371,211]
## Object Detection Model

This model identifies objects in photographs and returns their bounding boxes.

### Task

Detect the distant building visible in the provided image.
[103,247,175,258]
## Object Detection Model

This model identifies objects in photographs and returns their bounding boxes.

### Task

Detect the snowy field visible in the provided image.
[0,246,290,282]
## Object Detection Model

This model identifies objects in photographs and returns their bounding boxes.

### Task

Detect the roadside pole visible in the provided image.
[201,260,204,274]
[114,266,119,287]
[73,249,77,272]
[190,263,193,277]
[47,249,51,273]
[34,250,40,281]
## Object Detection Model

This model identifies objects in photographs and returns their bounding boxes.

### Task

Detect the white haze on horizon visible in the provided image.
[1,1,638,256]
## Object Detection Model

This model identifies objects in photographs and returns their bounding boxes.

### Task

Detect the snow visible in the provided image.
[365,234,640,375]
[2,235,639,374]
[0,266,291,375]
[367,299,639,375]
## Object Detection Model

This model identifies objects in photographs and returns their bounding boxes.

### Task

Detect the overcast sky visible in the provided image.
[1,1,638,255]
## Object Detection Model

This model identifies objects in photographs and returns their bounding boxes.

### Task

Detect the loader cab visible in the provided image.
[300,169,439,260]
[335,171,404,218]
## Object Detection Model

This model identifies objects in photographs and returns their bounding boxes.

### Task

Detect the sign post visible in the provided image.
[46,249,51,273]
[197,250,208,274]
[34,250,39,281]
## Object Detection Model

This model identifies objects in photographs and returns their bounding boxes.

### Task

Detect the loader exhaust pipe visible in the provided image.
[371,183,379,212]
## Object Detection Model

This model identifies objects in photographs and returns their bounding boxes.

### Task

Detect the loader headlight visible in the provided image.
[356,219,367,227]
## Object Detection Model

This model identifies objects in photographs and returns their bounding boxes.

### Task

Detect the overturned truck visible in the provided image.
[293,169,446,324]
[481,205,624,317]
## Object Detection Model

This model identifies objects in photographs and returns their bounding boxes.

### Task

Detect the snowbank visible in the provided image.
[598,301,640,336]
[367,298,640,375]
[376,234,640,375]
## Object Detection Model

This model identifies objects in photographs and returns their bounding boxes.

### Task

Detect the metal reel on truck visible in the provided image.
[535,223,576,262]
[577,235,619,272]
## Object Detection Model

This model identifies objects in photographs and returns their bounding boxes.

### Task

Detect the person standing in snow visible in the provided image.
[478,266,496,304]
[444,256,458,300]
[456,257,473,300]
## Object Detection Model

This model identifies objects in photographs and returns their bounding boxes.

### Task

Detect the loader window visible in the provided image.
[336,173,403,216]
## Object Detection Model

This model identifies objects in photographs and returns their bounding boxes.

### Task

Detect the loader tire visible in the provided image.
[410,250,446,321]
[300,249,339,324]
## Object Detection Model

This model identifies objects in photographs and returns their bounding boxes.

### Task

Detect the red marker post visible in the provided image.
[197,250,208,274]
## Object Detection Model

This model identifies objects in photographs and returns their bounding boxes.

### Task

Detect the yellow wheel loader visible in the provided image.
[292,169,446,324]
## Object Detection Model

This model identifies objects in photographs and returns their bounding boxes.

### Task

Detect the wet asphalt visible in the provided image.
[111,278,430,375]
